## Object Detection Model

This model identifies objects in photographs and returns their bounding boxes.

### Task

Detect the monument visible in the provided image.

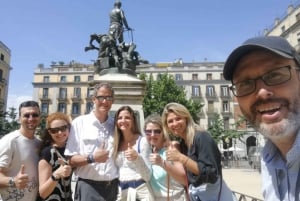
[85,0,147,128]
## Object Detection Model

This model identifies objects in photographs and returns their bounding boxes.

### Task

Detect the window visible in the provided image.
[222,101,229,112]
[206,73,212,80]
[58,103,66,113]
[0,54,4,61]
[175,74,182,81]
[208,118,214,127]
[74,76,80,82]
[88,75,93,81]
[221,86,229,97]
[192,74,198,80]
[59,88,67,99]
[86,102,93,113]
[192,86,200,96]
[223,118,229,130]
[43,76,49,82]
[42,88,49,98]
[0,70,3,80]
[41,103,49,114]
[73,87,81,98]
[72,103,81,115]
[208,101,214,113]
[87,88,93,97]
[60,76,66,82]
[281,25,285,33]
[206,85,215,96]
[296,12,300,21]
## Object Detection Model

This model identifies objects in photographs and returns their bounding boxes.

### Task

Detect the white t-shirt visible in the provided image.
[0,130,40,201]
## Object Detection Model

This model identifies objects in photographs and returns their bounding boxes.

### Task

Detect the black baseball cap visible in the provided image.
[223,36,300,80]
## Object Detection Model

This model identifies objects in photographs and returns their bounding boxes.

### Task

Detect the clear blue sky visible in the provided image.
[0,0,297,108]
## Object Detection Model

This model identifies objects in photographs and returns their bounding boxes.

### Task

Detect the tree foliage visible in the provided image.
[139,73,203,122]
[207,114,245,146]
[0,107,19,136]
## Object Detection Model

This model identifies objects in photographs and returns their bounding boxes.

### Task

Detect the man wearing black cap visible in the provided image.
[223,36,300,201]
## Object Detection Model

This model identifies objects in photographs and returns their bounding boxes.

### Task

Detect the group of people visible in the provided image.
[1,35,300,201]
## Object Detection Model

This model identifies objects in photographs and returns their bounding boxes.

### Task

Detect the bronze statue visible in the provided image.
[84,1,148,76]
[109,1,131,44]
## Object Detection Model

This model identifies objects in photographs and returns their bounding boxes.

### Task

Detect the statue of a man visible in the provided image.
[109,1,131,44]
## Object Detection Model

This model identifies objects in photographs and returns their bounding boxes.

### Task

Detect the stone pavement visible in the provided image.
[222,160,263,200]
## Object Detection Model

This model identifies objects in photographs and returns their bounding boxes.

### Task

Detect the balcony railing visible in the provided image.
[233,191,263,201]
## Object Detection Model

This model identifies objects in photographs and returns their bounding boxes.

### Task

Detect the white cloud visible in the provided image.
[7,94,33,110]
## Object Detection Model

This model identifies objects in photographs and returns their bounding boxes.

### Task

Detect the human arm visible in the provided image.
[150,142,187,185]
[0,165,29,189]
[125,137,152,181]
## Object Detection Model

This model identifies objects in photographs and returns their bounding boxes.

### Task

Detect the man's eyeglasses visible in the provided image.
[48,125,69,134]
[145,129,161,136]
[95,96,113,102]
[23,113,40,118]
[230,65,296,97]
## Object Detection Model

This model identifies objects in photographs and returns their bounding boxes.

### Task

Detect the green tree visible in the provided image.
[0,107,19,136]
[207,114,245,145]
[139,73,203,122]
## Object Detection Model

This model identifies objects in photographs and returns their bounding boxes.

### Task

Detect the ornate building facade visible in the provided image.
[0,41,11,112]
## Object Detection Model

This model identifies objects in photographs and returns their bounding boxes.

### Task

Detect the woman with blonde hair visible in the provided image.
[37,112,73,201]
[162,102,236,201]
[144,113,187,201]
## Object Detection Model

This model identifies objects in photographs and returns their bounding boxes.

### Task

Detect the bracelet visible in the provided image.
[184,157,189,166]
[8,177,15,187]
[51,174,60,181]
[87,154,95,164]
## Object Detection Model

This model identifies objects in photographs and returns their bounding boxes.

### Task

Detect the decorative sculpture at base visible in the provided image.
[84,0,148,76]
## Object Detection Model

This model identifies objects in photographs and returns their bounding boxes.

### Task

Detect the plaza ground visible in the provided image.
[223,160,263,200]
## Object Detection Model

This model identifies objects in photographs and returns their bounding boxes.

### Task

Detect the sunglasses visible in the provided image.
[145,129,161,136]
[48,125,69,134]
[95,96,113,102]
[23,113,40,118]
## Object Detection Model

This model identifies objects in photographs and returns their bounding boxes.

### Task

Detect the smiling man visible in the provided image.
[0,100,41,201]
[223,36,300,201]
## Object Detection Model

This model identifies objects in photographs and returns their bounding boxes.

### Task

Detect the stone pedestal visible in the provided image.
[89,72,146,129]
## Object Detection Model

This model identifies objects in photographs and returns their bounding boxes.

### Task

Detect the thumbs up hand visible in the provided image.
[149,146,164,167]
[14,164,29,189]
[93,142,109,163]
[53,158,72,180]
[125,143,138,161]
[166,141,181,161]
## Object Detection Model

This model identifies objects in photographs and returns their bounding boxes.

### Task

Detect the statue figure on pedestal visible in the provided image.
[84,1,148,76]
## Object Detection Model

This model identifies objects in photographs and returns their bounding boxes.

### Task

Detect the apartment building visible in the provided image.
[32,60,235,130]
[0,41,11,112]
[32,62,95,119]
[264,3,300,52]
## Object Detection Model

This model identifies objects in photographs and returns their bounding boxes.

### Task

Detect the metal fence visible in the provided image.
[233,191,263,201]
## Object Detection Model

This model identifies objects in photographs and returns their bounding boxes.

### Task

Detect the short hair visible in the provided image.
[93,82,114,97]
[19,100,40,115]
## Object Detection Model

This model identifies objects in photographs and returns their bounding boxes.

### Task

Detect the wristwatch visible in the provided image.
[8,177,15,187]
[87,154,95,164]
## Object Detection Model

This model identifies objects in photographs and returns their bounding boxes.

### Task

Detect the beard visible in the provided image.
[242,97,300,141]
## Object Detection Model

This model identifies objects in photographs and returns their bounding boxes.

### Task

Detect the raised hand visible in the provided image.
[166,142,181,162]
[93,142,109,163]
[14,164,29,189]
[125,143,138,161]
[53,158,72,179]
[149,146,164,166]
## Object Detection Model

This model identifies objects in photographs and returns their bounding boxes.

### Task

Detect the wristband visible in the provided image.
[51,174,60,181]
[8,177,15,187]
[87,154,95,164]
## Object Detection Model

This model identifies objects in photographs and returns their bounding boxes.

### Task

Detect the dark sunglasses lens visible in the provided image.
[145,129,161,135]
[49,125,68,134]
[23,113,39,118]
